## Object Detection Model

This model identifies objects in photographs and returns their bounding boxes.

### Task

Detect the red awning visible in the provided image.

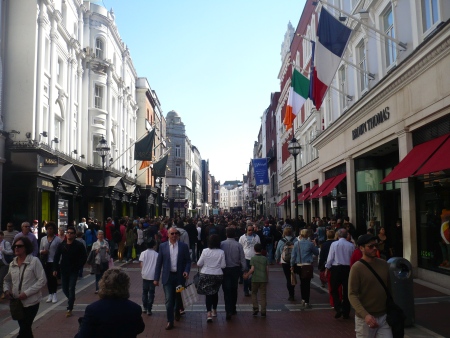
[415,135,450,176]
[309,177,336,200]
[305,184,319,201]
[319,173,346,198]
[276,195,290,207]
[381,133,450,183]
[298,187,311,201]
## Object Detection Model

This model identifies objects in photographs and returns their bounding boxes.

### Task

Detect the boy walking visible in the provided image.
[139,239,158,315]
[244,243,269,316]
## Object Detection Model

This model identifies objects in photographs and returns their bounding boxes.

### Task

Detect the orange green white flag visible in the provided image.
[283,69,310,130]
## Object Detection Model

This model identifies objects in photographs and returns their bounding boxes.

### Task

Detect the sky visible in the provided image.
[96,0,306,183]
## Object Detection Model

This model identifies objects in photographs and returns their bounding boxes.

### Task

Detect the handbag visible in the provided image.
[181,283,199,308]
[295,240,314,279]
[9,264,27,321]
[290,271,297,285]
[359,259,405,338]
[131,245,137,260]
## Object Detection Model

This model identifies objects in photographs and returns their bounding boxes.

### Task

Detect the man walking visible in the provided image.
[154,227,191,330]
[14,222,38,257]
[349,234,393,337]
[325,228,354,319]
[53,226,87,317]
[221,227,246,320]
[238,224,260,297]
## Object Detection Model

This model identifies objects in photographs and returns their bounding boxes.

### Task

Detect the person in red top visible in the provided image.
[105,218,114,241]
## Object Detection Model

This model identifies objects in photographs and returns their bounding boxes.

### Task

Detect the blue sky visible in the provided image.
[98,0,305,182]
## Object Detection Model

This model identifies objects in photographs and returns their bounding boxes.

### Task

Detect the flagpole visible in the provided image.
[313,0,407,50]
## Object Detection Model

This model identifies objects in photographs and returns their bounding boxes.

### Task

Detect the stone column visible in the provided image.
[345,156,357,228]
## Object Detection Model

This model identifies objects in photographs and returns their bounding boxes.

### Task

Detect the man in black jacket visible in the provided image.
[53,226,87,317]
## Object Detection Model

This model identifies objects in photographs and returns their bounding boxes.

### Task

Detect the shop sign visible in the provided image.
[352,107,390,140]
[43,157,58,166]
[40,179,54,189]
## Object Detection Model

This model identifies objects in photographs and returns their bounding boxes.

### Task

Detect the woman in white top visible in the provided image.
[39,222,62,303]
[196,234,226,323]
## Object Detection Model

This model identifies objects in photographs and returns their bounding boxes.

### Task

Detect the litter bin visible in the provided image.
[387,257,415,327]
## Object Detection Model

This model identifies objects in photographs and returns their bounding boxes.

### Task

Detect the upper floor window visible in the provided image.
[383,7,396,67]
[175,145,181,157]
[422,0,439,33]
[357,40,368,92]
[95,38,104,59]
[176,165,181,176]
[94,85,103,109]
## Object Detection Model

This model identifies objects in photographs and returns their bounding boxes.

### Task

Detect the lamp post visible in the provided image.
[156,177,163,218]
[287,137,301,220]
[176,184,181,218]
[96,135,110,222]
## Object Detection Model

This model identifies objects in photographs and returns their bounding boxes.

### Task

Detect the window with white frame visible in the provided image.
[383,7,396,68]
[176,165,181,176]
[357,40,368,92]
[93,134,102,166]
[57,58,63,85]
[94,85,103,109]
[175,145,181,157]
[422,0,440,33]
[338,65,346,111]
[95,38,104,59]
[54,119,61,150]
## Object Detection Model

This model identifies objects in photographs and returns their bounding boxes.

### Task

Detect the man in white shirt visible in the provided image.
[238,224,260,297]
[77,218,88,234]
[325,228,355,319]
[140,239,159,316]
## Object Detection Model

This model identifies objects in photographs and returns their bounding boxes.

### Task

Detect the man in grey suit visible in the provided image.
[154,227,191,330]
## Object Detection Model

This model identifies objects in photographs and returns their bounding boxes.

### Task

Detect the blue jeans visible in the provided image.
[142,279,156,311]
[163,273,181,324]
[61,270,78,311]
[243,259,252,294]
[190,243,196,262]
[222,266,240,314]
[17,303,39,338]
[266,243,274,263]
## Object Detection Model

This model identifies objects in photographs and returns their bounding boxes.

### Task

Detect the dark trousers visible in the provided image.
[205,293,219,312]
[95,271,105,291]
[61,270,78,311]
[44,263,58,294]
[163,272,181,324]
[282,263,295,297]
[142,279,156,311]
[298,275,312,303]
[222,266,240,314]
[196,240,203,260]
[243,259,252,294]
[17,303,39,338]
[330,265,350,315]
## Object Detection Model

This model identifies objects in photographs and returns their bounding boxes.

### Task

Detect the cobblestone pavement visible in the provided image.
[0,261,449,338]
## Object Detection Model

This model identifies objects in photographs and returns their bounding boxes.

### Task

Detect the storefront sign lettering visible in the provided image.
[352,107,390,140]
[41,180,53,188]
[44,158,58,166]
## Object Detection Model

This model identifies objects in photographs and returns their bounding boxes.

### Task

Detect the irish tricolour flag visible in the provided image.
[284,69,310,130]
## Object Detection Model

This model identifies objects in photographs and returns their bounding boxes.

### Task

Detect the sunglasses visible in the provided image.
[366,244,378,249]
[13,244,25,249]
[169,232,180,235]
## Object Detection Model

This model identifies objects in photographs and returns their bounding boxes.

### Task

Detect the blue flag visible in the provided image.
[252,158,269,186]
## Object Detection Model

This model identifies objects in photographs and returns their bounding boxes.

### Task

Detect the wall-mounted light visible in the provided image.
[8,130,20,138]
[72,150,78,155]
[25,132,32,139]
[39,131,48,142]
[80,154,85,159]
[51,137,59,147]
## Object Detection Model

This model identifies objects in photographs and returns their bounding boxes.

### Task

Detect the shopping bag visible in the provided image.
[181,283,199,308]
[290,271,297,286]
[108,257,114,269]
[131,246,136,259]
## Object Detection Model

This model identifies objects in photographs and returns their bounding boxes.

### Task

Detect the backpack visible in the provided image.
[113,229,122,243]
[281,238,294,262]
[262,226,273,243]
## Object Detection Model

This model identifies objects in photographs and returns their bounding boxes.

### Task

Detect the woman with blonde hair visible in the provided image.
[275,227,298,301]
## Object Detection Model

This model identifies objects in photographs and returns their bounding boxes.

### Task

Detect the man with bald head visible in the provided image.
[13,222,39,256]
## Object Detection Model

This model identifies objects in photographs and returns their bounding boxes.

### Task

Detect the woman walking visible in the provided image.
[39,222,62,303]
[91,230,110,293]
[275,227,298,301]
[4,236,47,337]
[196,234,226,323]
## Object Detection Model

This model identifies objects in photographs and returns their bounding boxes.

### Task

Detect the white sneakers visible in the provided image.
[46,293,58,303]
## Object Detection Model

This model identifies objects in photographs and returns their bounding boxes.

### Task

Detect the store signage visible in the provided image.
[352,107,390,140]
[43,158,58,166]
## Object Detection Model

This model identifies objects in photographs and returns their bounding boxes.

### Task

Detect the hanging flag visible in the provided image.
[139,161,151,170]
[311,8,352,110]
[308,40,316,107]
[252,158,269,186]
[152,154,169,177]
[284,69,310,130]
[134,129,155,161]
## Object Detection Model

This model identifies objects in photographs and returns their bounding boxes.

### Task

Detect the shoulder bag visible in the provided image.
[359,259,405,338]
[39,237,54,267]
[10,264,27,321]
[296,241,314,279]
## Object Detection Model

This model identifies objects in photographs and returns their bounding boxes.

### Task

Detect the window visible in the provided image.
[57,58,63,85]
[176,165,181,176]
[383,7,396,67]
[94,85,103,109]
[422,0,439,33]
[338,65,346,111]
[95,38,104,59]
[357,40,368,92]
[93,134,102,166]
[175,145,181,157]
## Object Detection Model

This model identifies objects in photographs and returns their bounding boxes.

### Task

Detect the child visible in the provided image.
[139,239,158,315]
[244,243,269,316]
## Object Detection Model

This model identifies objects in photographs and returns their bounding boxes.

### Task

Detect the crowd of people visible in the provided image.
[0,212,400,337]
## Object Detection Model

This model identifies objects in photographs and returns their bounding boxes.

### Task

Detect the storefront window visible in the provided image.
[416,175,450,276]
[356,169,384,192]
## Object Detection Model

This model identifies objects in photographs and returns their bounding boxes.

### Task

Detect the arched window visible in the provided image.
[95,38,104,59]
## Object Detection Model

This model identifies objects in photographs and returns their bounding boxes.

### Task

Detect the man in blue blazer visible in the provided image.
[154,227,191,330]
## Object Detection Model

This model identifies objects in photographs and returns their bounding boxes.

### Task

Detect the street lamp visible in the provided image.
[176,184,181,218]
[96,135,110,222]
[156,177,163,217]
[287,137,301,219]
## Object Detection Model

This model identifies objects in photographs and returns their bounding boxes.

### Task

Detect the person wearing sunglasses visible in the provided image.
[3,236,46,337]
[53,226,87,318]
[349,234,392,337]
[154,227,191,330]
[13,222,39,257]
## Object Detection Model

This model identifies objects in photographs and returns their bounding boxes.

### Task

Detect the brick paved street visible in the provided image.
[1,261,449,338]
